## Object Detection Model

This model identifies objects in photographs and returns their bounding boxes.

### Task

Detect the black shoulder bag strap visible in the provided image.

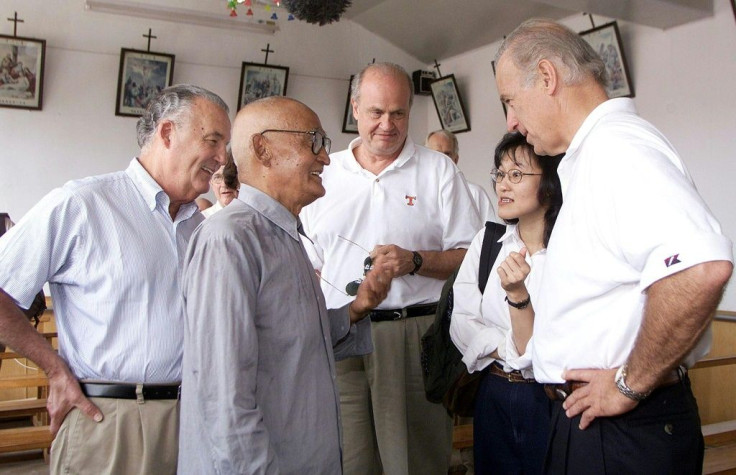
[477,221,506,294]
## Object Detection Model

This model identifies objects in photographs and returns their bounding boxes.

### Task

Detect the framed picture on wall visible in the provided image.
[342,75,358,134]
[115,48,175,117]
[0,34,46,111]
[430,74,470,134]
[238,62,289,109]
[580,21,634,98]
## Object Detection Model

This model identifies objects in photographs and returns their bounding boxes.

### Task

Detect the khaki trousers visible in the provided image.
[51,396,179,475]
[337,314,453,475]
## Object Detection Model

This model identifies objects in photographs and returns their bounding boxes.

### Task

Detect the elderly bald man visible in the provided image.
[178,96,395,474]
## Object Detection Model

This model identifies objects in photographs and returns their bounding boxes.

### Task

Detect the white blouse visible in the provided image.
[450,224,546,379]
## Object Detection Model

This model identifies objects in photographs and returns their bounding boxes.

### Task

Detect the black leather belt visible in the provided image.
[80,382,180,400]
[543,368,685,402]
[369,303,438,322]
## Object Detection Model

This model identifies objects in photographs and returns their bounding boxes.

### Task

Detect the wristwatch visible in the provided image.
[615,364,651,401]
[409,251,423,275]
[504,295,531,310]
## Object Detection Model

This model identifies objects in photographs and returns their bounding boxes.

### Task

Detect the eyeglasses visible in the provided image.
[260,129,332,155]
[490,168,542,184]
[211,174,224,184]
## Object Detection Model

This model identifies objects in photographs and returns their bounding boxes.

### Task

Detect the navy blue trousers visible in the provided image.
[543,375,703,474]
[473,371,552,475]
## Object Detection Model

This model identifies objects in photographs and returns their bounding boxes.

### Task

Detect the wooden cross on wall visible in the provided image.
[433,59,443,78]
[143,28,157,52]
[6,11,24,37]
[261,43,274,64]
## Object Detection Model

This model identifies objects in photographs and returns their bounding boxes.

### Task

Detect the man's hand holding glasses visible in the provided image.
[347,253,395,324]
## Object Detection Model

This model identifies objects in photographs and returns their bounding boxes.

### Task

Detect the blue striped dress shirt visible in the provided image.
[0,159,203,383]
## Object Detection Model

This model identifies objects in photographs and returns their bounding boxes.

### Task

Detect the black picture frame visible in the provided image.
[115,48,175,117]
[342,75,358,134]
[580,21,634,98]
[238,62,289,109]
[0,34,45,111]
[430,74,470,134]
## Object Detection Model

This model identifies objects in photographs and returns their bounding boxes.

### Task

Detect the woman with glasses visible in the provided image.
[450,132,563,474]
[202,153,240,218]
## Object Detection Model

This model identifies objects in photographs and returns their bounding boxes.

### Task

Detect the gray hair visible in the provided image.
[350,62,414,109]
[494,18,608,89]
[136,84,229,149]
[426,129,459,157]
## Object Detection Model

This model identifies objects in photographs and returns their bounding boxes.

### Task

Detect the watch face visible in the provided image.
[413,252,422,267]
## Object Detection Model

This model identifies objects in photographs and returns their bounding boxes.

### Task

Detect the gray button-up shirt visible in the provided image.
[178,185,371,474]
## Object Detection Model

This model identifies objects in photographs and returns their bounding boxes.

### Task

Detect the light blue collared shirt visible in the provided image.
[0,158,202,383]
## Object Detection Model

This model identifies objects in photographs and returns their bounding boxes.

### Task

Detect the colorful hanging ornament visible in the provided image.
[244,0,252,6]
[230,8,237,16]
[246,7,254,15]
[271,13,278,20]
[287,14,295,21]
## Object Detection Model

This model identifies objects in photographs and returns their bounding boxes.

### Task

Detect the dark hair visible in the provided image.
[223,151,239,190]
[493,132,563,246]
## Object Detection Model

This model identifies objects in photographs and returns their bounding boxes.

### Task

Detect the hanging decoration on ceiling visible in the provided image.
[280,0,352,25]
[226,0,342,25]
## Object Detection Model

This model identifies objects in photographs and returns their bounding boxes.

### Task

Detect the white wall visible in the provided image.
[0,0,428,212]
[427,0,736,310]
[2,0,734,308]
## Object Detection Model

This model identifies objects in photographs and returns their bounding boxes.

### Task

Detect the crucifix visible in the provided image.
[261,43,274,64]
[583,12,596,28]
[143,28,157,52]
[6,11,24,37]
[432,59,443,78]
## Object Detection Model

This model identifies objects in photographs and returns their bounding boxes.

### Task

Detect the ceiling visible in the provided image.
[342,0,715,63]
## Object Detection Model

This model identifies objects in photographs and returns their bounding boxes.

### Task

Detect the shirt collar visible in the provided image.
[565,98,636,159]
[341,136,417,174]
[238,184,302,242]
[125,158,199,221]
[499,223,547,256]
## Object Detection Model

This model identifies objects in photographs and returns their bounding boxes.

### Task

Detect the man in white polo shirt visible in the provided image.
[494,19,733,473]
[301,62,481,474]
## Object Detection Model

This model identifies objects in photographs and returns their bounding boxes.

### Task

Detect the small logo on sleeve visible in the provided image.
[405,195,417,206]
[664,254,682,267]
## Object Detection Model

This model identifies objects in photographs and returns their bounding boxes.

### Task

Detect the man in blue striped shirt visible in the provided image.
[0,84,230,474]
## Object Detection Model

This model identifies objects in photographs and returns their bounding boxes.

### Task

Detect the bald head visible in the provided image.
[231,96,330,215]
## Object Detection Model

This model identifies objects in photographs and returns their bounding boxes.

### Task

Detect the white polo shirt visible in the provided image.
[532,98,733,383]
[466,180,497,224]
[301,136,481,310]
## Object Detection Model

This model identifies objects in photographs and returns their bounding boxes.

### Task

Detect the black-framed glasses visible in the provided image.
[490,168,542,184]
[260,129,331,155]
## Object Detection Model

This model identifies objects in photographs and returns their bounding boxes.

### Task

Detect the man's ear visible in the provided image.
[251,133,271,167]
[159,120,174,148]
[351,98,359,122]
[537,59,559,96]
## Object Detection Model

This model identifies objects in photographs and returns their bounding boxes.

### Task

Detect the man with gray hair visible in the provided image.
[426,128,496,223]
[301,62,480,474]
[495,19,732,472]
[0,84,230,474]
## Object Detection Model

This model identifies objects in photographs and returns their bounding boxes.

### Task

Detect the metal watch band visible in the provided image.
[615,364,651,401]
